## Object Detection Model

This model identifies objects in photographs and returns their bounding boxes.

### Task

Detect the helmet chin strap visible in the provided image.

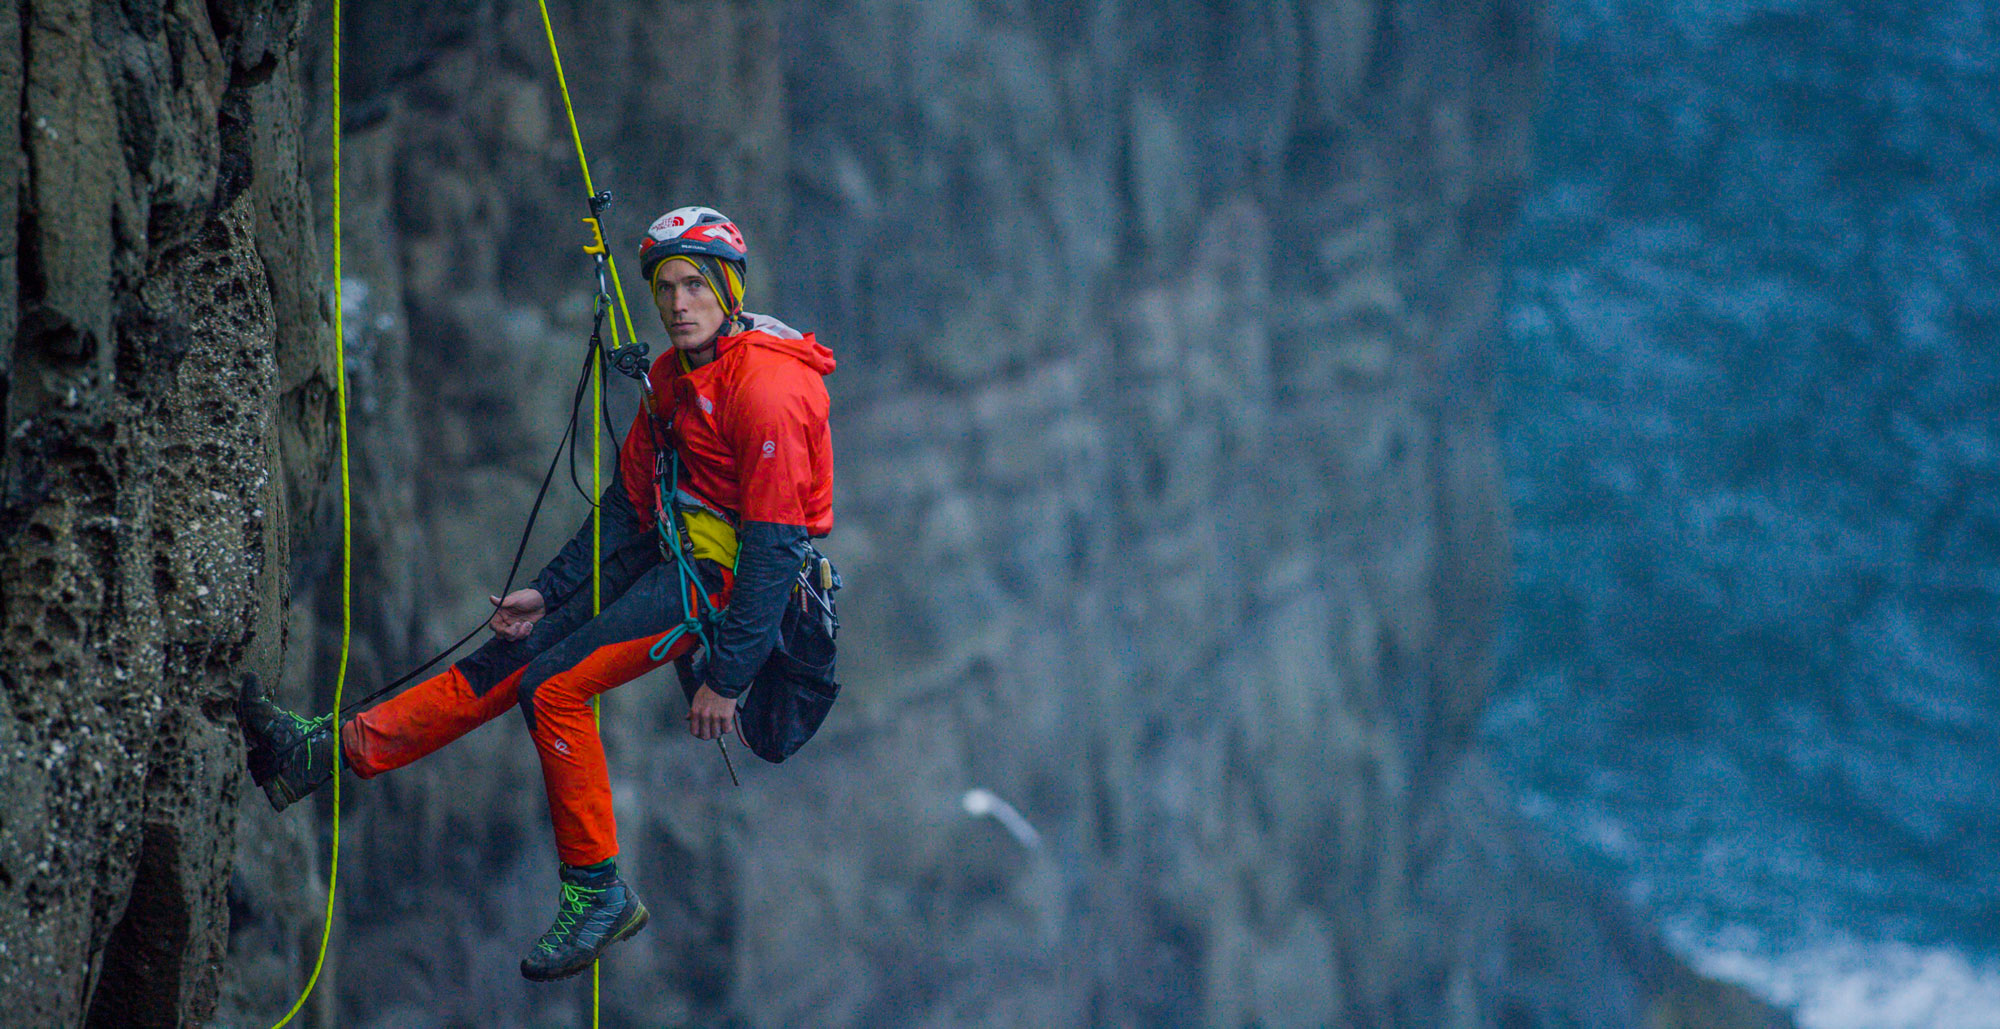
[682,312,742,364]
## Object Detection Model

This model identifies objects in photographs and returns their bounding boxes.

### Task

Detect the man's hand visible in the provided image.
[487,588,547,641]
[687,684,738,741]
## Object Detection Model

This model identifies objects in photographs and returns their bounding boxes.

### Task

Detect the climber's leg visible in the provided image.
[338,664,519,777]
[338,545,661,777]
[518,562,729,866]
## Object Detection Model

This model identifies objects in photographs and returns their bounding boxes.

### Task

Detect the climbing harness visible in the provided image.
[636,377,743,783]
[644,451,724,666]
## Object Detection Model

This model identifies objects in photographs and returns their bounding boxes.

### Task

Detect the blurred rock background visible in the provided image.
[5,0,1801,1026]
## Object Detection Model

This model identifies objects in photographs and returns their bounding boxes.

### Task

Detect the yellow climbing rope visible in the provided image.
[536,0,646,358]
[529,3,633,1021]
[268,2,634,1024]
[268,1,349,1025]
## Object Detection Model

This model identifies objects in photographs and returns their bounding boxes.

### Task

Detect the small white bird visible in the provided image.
[961,788,1042,849]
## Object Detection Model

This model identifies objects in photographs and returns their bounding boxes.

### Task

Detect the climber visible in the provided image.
[237,205,836,982]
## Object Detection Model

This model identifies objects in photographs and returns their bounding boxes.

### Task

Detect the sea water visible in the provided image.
[1488,2,2000,1026]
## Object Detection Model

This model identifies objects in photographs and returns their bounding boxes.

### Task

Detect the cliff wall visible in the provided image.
[0,1,325,1025]
[3,1,1785,1026]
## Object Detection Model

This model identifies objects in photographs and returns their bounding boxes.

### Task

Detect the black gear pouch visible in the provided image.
[736,598,840,763]
[676,556,841,763]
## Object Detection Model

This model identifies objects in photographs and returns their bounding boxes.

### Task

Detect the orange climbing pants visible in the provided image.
[341,559,727,866]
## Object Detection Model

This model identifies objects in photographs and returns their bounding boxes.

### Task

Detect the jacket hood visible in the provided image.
[726,312,836,376]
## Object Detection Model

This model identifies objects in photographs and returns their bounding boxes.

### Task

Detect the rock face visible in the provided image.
[0,0,325,1025]
[3,0,1788,1026]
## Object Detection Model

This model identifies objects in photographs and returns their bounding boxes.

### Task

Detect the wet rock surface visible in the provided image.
[1,1,326,1025]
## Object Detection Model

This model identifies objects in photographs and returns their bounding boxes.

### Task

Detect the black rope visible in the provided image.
[335,333,611,719]
[565,305,613,509]
[561,307,636,510]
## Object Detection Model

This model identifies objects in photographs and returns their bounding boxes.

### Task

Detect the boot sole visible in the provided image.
[520,900,650,982]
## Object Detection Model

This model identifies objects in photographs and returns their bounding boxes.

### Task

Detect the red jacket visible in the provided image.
[619,314,836,534]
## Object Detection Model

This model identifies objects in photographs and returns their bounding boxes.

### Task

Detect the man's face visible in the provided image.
[653,260,728,349]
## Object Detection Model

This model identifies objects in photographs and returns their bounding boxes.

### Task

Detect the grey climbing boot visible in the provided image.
[236,676,343,812]
[519,860,650,982]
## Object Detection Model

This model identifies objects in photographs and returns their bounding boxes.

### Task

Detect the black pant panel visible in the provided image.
[455,537,661,697]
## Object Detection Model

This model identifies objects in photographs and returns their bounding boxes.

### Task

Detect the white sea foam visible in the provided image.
[1677,930,2000,1029]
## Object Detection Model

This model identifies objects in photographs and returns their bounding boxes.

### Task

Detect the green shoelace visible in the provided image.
[287,712,334,770]
[536,881,607,954]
